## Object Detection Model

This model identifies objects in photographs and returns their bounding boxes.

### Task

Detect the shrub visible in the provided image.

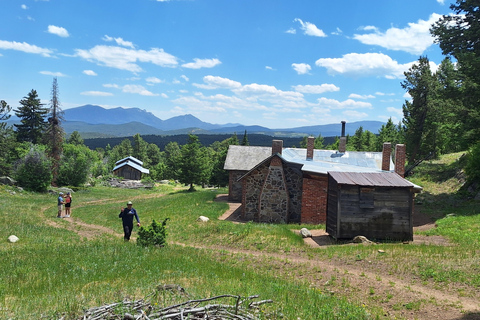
[465,141,480,185]
[137,218,169,247]
[14,145,52,192]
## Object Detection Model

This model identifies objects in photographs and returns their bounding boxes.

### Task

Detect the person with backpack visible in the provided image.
[119,201,141,241]
[64,192,72,218]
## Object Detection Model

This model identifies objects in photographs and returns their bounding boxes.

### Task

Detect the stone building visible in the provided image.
[224,124,419,227]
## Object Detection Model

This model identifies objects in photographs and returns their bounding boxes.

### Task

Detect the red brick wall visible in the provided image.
[382,142,392,171]
[301,174,328,224]
[306,136,314,160]
[395,144,406,177]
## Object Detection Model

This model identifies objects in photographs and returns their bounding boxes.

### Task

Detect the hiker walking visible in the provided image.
[119,201,140,241]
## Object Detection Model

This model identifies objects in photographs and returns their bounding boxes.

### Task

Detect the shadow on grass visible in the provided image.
[456,312,480,320]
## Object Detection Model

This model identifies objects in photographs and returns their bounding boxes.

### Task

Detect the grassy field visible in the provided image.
[1,152,480,319]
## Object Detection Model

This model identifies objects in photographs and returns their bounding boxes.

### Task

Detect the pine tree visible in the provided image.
[401,57,440,163]
[44,78,64,186]
[14,89,48,144]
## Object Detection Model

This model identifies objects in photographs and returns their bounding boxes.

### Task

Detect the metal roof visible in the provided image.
[224,145,393,174]
[115,156,143,166]
[112,160,150,174]
[328,171,419,188]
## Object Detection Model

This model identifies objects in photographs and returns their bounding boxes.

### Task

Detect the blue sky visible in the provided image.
[1,0,452,128]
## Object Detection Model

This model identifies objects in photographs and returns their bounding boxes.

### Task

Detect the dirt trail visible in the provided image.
[44,194,480,320]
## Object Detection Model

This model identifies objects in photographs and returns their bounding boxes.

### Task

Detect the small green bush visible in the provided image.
[465,141,480,184]
[137,218,169,247]
[14,145,52,192]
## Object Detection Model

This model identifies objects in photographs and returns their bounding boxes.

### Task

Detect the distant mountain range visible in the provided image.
[7,104,386,138]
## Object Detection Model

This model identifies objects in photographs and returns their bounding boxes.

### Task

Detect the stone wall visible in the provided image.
[242,156,303,223]
[259,158,289,223]
[228,170,246,201]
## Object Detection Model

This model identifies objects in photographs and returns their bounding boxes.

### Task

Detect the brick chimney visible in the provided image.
[338,121,346,153]
[272,140,283,155]
[306,136,314,160]
[382,142,392,171]
[395,144,406,177]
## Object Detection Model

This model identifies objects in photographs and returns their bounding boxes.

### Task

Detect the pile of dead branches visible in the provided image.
[77,292,273,320]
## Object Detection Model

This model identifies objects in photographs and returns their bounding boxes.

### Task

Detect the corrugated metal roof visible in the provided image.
[329,171,416,188]
[223,145,393,173]
[115,156,143,166]
[113,160,150,174]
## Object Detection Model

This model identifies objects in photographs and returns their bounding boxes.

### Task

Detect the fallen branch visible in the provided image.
[76,289,273,320]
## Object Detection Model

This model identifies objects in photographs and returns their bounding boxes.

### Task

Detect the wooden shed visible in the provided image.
[326,171,420,241]
[113,156,149,180]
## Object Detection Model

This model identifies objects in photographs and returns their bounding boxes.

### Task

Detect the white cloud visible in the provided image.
[348,93,375,99]
[21,4,28,9]
[292,63,311,75]
[102,35,135,49]
[75,45,178,73]
[0,40,53,57]
[40,71,66,77]
[146,77,163,84]
[294,18,327,37]
[332,27,342,36]
[293,84,340,94]
[353,14,442,55]
[437,0,445,4]
[285,28,296,34]
[81,91,113,96]
[317,97,372,110]
[342,110,369,119]
[182,58,221,69]
[83,70,97,76]
[103,83,119,89]
[181,75,189,81]
[315,52,414,79]
[265,66,274,70]
[122,84,158,96]
[193,75,242,90]
[47,25,69,38]
[387,106,403,117]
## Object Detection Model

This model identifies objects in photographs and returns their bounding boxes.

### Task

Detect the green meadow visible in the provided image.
[1,152,480,319]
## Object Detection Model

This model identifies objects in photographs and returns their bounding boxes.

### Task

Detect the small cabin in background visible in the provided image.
[326,171,418,241]
[113,156,149,180]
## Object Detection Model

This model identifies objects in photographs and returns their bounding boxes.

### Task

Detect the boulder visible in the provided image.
[0,176,16,186]
[300,228,312,238]
[8,235,19,243]
[197,216,209,222]
[352,235,374,245]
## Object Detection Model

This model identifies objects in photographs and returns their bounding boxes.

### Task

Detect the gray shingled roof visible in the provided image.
[223,145,272,171]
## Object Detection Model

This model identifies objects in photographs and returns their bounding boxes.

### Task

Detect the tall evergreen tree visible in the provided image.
[14,90,48,144]
[67,131,85,146]
[0,100,11,130]
[376,118,401,151]
[401,57,440,163]
[0,100,14,176]
[44,78,64,186]
[431,0,480,146]
[241,130,249,146]
[179,134,209,191]
[164,141,182,180]
[132,133,148,162]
